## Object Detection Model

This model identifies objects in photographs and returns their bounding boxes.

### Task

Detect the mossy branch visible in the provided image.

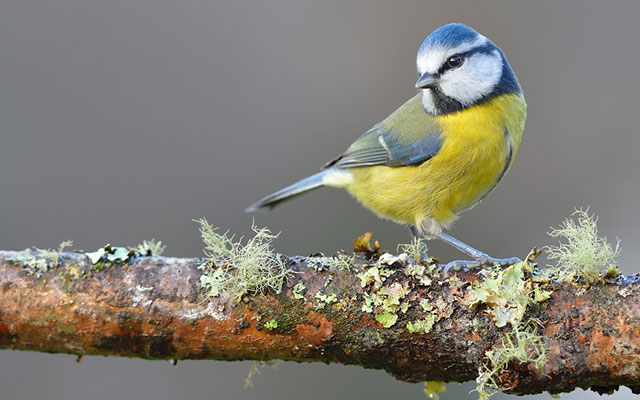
[1,248,640,397]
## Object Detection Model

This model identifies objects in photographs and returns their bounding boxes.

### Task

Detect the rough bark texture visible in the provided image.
[1,249,640,396]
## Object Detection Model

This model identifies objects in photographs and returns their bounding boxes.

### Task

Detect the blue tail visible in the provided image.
[245,170,329,212]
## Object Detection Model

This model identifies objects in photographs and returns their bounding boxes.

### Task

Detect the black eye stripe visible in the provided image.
[438,52,468,74]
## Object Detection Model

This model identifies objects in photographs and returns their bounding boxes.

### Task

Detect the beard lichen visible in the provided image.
[476,324,547,400]
[544,208,620,284]
[195,219,294,301]
[397,237,429,263]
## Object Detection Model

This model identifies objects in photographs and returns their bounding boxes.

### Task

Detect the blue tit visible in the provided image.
[247,23,526,269]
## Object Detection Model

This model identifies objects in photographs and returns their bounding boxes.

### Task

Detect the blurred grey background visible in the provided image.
[1,0,639,399]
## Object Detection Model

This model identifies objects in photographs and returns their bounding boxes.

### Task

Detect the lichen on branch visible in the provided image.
[0,210,638,400]
[195,218,294,300]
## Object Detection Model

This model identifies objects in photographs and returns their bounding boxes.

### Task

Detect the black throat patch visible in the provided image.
[429,86,466,115]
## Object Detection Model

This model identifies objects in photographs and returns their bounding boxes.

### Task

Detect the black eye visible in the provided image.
[446,54,464,69]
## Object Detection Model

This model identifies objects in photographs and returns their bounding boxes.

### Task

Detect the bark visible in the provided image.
[0,249,639,396]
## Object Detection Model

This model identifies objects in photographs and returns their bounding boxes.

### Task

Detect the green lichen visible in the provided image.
[8,240,73,275]
[264,319,278,330]
[292,282,306,300]
[407,298,437,334]
[306,252,356,272]
[134,239,166,256]
[544,208,620,284]
[313,292,338,310]
[468,262,550,328]
[468,253,550,399]
[356,265,393,289]
[407,315,436,334]
[404,263,433,286]
[86,245,133,264]
[476,325,547,400]
[362,281,410,328]
[357,250,434,329]
[82,240,166,268]
[375,312,398,328]
[195,219,294,301]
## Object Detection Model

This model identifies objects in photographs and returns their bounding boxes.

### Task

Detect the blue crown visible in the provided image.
[419,23,480,52]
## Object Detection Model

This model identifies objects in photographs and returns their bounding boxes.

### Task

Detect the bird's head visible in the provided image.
[415,23,521,115]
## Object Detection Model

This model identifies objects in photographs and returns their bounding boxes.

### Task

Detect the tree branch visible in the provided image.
[1,249,639,396]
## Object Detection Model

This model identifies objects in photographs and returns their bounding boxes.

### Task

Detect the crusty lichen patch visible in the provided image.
[7,240,73,276]
[467,259,551,328]
[407,299,437,334]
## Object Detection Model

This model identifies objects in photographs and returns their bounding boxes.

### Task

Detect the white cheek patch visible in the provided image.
[438,50,502,105]
[416,35,488,75]
[421,90,438,115]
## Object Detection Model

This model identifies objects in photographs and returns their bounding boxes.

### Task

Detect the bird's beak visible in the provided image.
[415,72,438,89]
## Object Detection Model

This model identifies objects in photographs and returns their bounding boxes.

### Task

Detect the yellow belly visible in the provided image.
[346,93,526,229]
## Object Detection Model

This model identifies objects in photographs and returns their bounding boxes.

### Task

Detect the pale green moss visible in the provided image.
[544,209,620,283]
[605,265,621,278]
[195,219,294,301]
[264,319,278,330]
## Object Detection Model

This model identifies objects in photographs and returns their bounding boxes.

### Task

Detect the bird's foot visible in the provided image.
[440,255,522,273]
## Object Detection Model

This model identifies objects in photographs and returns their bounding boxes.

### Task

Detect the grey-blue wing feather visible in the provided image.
[324,126,442,169]
[323,94,442,169]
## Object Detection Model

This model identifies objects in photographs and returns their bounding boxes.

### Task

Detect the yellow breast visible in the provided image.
[346,93,526,229]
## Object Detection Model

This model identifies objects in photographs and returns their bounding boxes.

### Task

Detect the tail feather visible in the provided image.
[245,171,329,212]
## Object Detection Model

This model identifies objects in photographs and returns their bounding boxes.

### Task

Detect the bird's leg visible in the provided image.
[436,232,521,269]
[408,226,430,262]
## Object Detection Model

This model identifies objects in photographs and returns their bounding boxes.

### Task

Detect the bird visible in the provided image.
[247,23,526,269]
